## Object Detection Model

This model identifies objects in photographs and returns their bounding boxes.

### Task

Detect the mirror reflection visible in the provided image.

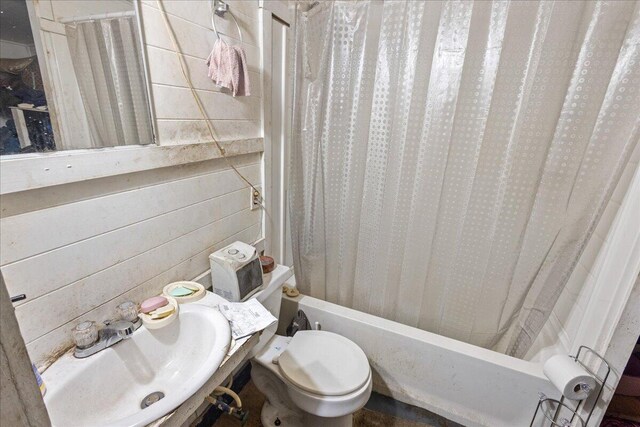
[0,0,153,155]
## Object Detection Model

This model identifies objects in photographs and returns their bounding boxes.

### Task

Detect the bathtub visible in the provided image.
[275,157,639,425]
[280,293,561,427]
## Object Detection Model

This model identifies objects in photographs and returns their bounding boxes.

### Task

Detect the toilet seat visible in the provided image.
[277,330,370,397]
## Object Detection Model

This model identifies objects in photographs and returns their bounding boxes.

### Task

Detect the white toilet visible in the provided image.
[249,267,372,427]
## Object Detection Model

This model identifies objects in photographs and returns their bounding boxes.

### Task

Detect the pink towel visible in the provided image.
[206,39,251,97]
[233,45,251,97]
[207,39,231,90]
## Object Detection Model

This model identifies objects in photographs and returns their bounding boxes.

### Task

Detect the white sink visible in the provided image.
[42,303,231,427]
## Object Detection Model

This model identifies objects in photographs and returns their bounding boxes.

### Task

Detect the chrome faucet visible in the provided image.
[72,301,142,358]
[73,319,141,358]
[103,319,136,344]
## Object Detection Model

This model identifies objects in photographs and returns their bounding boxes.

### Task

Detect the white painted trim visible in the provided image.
[38,18,65,35]
[573,161,640,359]
[0,138,264,195]
[259,0,292,24]
[283,8,294,267]
[58,10,135,24]
[24,0,66,149]
[261,6,292,265]
[261,10,274,257]
[134,0,159,144]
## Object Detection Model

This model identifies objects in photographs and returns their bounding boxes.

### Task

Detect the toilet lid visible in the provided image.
[277,330,370,396]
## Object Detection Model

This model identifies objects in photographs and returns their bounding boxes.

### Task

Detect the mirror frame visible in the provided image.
[133,0,158,145]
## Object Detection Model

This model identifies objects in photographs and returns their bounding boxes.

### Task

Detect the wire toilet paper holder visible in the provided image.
[529,345,611,427]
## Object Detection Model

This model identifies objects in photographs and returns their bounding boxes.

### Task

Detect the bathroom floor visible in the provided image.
[602,395,640,426]
[211,380,455,427]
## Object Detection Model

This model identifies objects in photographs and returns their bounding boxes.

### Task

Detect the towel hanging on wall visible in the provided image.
[207,39,251,97]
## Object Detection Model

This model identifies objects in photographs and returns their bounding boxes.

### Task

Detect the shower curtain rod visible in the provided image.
[59,10,136,25]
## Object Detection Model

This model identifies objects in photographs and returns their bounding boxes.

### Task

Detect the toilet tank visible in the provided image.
[249,265,293,356]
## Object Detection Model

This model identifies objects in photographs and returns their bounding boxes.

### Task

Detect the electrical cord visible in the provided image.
[156,0,267,241]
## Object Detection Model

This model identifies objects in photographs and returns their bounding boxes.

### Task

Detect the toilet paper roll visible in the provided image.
[543,355,597,400]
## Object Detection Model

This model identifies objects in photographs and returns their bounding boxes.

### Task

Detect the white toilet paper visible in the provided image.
[543,355,597,400]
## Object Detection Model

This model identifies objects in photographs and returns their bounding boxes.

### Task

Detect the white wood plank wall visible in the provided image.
[141,0,263,144]
[1,153,262,367]
[1,0,268,369]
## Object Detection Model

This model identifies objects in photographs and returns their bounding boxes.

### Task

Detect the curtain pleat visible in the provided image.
[66,17,152,148]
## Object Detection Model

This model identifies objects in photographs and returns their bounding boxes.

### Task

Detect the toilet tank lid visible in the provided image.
[278,330,370,396]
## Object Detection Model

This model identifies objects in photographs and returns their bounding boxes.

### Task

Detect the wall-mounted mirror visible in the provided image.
[0,0,154,155]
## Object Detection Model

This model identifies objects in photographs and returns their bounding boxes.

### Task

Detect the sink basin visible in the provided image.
[42,303,231,427]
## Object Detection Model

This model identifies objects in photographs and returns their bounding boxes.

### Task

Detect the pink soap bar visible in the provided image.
[140,296,169,314]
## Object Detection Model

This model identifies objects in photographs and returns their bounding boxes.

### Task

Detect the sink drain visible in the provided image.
[141,391,165,409]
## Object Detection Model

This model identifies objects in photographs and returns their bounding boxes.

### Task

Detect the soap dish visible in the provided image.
[163,281,205,303]
[139,296,179,329]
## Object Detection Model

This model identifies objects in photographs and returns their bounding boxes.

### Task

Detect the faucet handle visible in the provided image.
[116,301,139,322]
[73,321,98,349]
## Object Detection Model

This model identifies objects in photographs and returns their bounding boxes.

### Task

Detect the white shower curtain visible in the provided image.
[66,17,152,148]
[290,0,640,358]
